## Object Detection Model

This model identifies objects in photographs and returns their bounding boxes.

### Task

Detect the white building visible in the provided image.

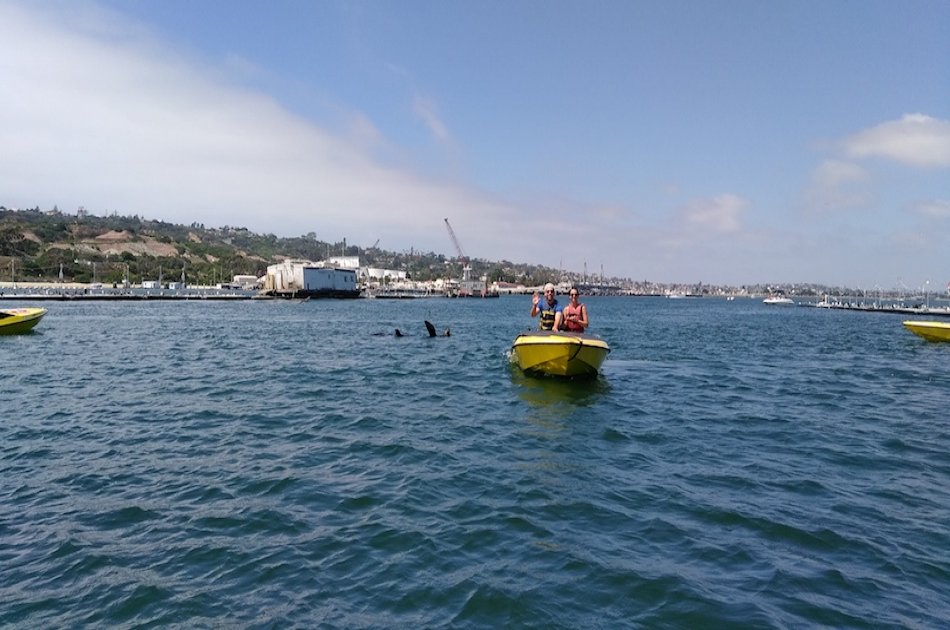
[360,267,408,282]
[231,274,260,289]
[325,256,361,270]
[262,260,359,298]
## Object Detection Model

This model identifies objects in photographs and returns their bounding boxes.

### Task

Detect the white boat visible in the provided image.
[763,296,795,306]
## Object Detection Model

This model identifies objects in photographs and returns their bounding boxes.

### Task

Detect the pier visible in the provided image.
[0,285,261,301]
[808,300,950,318]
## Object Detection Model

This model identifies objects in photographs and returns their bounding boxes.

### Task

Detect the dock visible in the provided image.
[0,288,263,301]
[808,301,950,318]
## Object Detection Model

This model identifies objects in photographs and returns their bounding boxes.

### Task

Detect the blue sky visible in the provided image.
[2,1,948,288]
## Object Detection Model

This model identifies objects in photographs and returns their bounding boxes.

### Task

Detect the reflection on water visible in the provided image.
[509,361,611,410]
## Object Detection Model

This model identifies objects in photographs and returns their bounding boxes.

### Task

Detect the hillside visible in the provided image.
[0,206,560,286]
[1,206,871,297]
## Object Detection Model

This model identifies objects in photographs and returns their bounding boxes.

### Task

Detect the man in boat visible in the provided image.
[562,286,589,333]
[530,283,563,331]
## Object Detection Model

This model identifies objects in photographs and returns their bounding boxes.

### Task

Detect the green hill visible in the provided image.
[0,206,559,286]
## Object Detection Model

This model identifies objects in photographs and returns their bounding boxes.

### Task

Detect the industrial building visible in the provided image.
[261,260,359,298]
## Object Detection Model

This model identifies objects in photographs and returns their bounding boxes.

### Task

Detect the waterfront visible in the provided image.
[2,296,948,627]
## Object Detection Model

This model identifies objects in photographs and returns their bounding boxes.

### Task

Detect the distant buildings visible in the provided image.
[261,260,359,298]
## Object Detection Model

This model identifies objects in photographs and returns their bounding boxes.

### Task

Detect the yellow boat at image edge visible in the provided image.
[902,320,950,343]
[511,330,610,377]
[0,307,48,334]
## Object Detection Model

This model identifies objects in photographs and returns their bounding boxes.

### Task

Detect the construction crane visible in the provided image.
[443,218,467,262]
[444,218,473,283]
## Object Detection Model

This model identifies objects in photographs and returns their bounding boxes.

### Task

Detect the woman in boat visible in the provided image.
[562,287,589,333]
[531,283,563,331]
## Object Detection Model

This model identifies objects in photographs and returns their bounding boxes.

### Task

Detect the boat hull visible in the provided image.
[0,307,48,334]
[903,320,950,343]
[511,331,610,377]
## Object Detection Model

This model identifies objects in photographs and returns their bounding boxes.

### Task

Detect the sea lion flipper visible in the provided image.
[424,320,437,337]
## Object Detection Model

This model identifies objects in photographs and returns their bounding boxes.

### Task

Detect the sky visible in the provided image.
[1,1,948,288]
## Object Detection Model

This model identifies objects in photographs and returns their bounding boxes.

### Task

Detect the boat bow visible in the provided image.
[511,330,610,377]
[0,307,48,334]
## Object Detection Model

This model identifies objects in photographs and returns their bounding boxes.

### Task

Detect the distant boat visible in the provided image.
[0,307,47,334]
[903,320,950,343]
[510,330,610,377]
[763,296,795,306]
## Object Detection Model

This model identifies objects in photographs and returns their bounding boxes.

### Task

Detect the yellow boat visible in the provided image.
[903,320,950,343]
[0,307,48,334]
[511,330,610,377]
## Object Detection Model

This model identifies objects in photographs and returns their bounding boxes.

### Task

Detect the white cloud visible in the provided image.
[842,113,950,167]
[412,96,450,143]
[0,3,493,257]
[811,160,869,187]
[915,199,950,219]
[680,194,747,233]
[804,160,871,211]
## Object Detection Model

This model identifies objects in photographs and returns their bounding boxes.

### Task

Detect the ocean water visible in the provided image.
[1,296,947,628]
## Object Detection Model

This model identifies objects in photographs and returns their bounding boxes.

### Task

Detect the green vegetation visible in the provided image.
[0,206,561,286]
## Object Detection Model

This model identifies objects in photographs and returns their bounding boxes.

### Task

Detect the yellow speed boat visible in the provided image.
[0,307,48,334]
[903,320,950,343]
[511,330,610,377]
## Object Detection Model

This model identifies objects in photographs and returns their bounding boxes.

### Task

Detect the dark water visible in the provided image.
[2,297,948,628]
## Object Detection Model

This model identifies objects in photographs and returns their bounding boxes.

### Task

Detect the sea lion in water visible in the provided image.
[374,323,446,337]
[423,321,451,337]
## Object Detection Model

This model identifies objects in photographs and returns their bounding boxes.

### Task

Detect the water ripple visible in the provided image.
[2,298,948,627]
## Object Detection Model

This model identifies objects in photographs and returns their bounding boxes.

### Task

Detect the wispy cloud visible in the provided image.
[680,194,747,233]
[803,160,871,211]
[841,113,950,167]
[412,96,451,143]
[914,199,950,219]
